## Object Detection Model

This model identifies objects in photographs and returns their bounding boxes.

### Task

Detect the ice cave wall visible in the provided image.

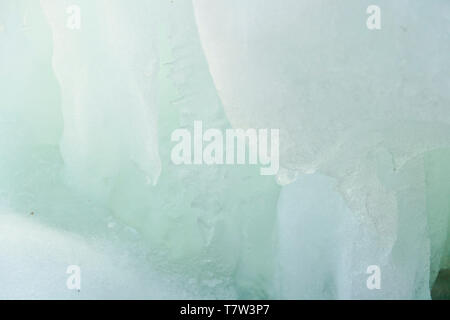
[192,0,450,298]
[0,0,449,299]
[1,0,279,298]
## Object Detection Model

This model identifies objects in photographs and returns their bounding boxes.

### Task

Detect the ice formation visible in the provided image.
[193,0,450,299]
[0,0,449,299]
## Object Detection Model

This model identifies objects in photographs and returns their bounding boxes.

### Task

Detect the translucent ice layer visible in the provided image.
[1,0,278,298]
[0,0,449,299]
[193,0,450,298]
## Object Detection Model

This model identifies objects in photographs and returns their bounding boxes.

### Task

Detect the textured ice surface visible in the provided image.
[0,212,237,299]
[193,0,450,298]
[0,0,449,299]
[1,0,278,299]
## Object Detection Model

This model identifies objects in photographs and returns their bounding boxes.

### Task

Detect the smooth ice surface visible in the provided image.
[0,0,449,299]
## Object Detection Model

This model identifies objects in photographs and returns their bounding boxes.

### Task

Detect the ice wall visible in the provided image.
[1,0,279,299]
[0,0,449,299]
[193,0,450,298]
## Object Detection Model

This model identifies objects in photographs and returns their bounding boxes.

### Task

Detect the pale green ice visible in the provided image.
[0,0,449,299]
